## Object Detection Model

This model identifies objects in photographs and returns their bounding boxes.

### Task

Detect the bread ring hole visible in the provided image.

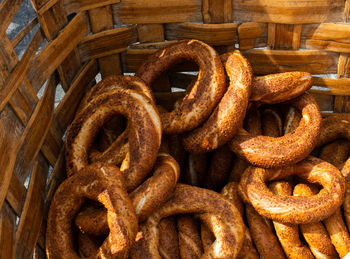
[154,61,199,111]
[91,114,128,153]
[74,199,109,257]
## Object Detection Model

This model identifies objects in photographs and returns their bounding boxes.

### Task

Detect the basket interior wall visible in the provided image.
[1,0,350,258]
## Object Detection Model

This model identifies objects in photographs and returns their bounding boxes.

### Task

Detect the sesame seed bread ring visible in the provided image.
[130,184,245,259]
[317,114,350,178]
[230,93,322,168]
[293,184,338,259]
[136,40,226,134]
[158,217,180,259]
[251,72,313,104]
[75,153,180,234]
[182,50,252,152]
[78,76,154,166]
[46,164,137,259]
[177,215,203,259]
[293,184,339,259]
[65,87,161,191]
[269,181,314,259]
[239,156,346,224]
[220,182,259,259]
[245,204,286,259]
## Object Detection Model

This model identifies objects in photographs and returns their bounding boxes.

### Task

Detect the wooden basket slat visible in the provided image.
[57,49,82,92]
[7,172,26,216]
[8,80,38,126]
[36,0,67,41]
[0,41,28,214]
[243,49,339,75]
[63,0,120,15]
[0,202,16,259]
[35,0,84,94]
[202,0,232,23]
[137,24,165,43]
[112,0,202,24]
[0,0,25,35]
[55,59,98,132]
[3,1,350,258]
[77,25,137,63]
[310,92,334,111]
[15,154,48,259]
[11,17,40,48]
[88,5,114,33]
[27,11,90,93]
[305,40,350,54]
[31,0,54,12]
[233,0,344,24]
[88,5,123,78]
[238,22,267,50]
[12,75,56,183]
[267,23,301,50]
[40,125,63,167]
[0,30,44,115]
[164,22,238,46]
[44,149,66,216]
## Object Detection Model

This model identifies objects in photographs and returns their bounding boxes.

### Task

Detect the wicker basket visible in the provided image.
[1,0,350,258]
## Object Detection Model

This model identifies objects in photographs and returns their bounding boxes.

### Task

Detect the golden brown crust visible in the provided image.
[343,182,350,234]
[221,182,244,216]
[251,72,313,104]
[136,40,226,134]
[78,76,154,165]
[221,182,259,259]
[177,215,203,258]
[131,184,245,259]
[182,50,253,152]
[269,181,314,259]
[229,108,262,182]
[200,223,215,254]
[75,153,180,234]
[230,93,322,168]
[130,153,181,222]
[293,183,338,259]
[323,207,350,258]
[46,164,138,259]
[65,87,161,191]
[239,156,345,224]
[317,114,350,178]
[158,217,179,259]
[246,204,286,259]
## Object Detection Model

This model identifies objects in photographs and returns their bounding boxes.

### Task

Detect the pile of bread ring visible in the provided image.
[46,39,350,259]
